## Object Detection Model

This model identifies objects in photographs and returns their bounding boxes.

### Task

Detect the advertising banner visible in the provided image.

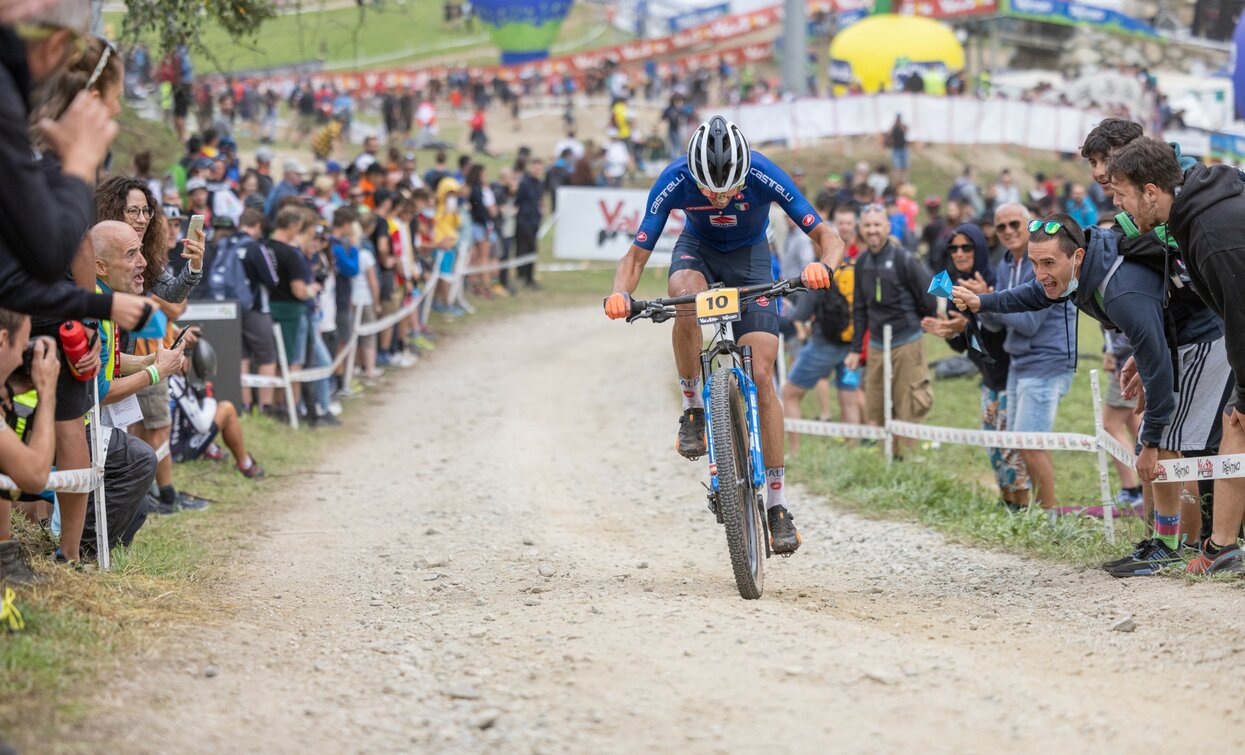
[895,0,1000,17]
[1004,0,1159,37]
[553,187,684,264]
[667,2,731,33]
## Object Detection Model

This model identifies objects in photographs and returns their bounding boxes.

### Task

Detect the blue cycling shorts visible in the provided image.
[667,234,778,339]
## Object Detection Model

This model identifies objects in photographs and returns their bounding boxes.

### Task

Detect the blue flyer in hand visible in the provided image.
[928,270,953,298]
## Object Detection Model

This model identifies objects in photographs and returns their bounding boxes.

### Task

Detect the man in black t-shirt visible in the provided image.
[228,208,280,412]
[266,207,316,378]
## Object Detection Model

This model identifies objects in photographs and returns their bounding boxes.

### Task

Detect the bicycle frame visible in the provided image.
[701,325,765,493]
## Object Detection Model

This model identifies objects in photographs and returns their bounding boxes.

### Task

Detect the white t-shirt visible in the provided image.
[352,248,376,306]
[318,274,336,333]
[554,137,584,161]
[603,140,630,179]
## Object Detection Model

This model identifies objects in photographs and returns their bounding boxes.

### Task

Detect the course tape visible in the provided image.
[1153,453,1245,483]
[0,467,99,494]
[783,418,888,440]
[1097,431,1137,468]
[459,253,539,278]
[240,374,288,389]
[889,421,1098,451]
[356,292,426,338]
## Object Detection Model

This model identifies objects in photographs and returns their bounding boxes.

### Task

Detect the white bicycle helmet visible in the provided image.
[686,115,751,193]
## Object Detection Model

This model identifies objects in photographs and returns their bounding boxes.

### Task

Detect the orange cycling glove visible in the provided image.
[604,292,632,320]
[801,262,832,289]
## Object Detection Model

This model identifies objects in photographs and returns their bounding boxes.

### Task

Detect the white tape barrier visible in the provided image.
[783,418,887,441]
[0,467,100,495]
[355,292,425,338]
[460,253,539,278]
[890,421,1098,452]
[1154,453,1245,483]
[1097,431,1136,469]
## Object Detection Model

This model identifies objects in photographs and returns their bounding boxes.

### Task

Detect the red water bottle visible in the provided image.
[59,321,96,382]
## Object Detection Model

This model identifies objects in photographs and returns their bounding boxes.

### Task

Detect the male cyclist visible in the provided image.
[604,116,844,553]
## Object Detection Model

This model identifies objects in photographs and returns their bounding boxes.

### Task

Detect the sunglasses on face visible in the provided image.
[995,219,1023,233]
[947,243,975,253]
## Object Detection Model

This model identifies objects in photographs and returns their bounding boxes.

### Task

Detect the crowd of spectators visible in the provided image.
[0,0,553,587]
[3,0,1241,590]
[777,116,1244,576]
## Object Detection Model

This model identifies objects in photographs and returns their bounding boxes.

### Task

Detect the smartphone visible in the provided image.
[187,214,205,239]
[170,327,190,351]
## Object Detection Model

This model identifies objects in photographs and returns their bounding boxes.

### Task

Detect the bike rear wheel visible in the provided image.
[709,367,765,599]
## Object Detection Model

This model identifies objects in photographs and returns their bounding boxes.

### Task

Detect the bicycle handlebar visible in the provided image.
[627,276,806,324]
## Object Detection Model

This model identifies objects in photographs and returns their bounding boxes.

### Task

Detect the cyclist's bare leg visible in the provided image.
[739,331,782,467]
[781,380,807,455]
[669,270,709,380]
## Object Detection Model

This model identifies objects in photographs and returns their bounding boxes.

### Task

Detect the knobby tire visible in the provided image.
[710,367,764,599]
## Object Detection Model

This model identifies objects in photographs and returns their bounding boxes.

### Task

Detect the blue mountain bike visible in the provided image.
[628,276,805,599]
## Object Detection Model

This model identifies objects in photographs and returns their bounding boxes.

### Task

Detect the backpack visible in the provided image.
[1112,213,1204,309]
[205,234,254,306]
[814,285,852,343]
[1096,222,1200,386]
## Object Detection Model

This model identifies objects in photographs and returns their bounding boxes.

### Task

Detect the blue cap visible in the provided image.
[326,160,342,173]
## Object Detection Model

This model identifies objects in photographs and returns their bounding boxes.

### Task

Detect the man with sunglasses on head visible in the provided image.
[603,116,844,554]
[966,204,1078,510]
[952,212,1232,576]
[0,0,150,330]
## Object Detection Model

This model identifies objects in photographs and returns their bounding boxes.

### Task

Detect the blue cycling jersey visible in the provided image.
[633,151,821,252]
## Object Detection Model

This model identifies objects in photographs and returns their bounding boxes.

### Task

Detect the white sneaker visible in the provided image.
[328,401,343,416]
[396,352,419,368]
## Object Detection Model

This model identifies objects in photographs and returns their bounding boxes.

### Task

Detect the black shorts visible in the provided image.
[31,316,93,422]
[173,84,192,118]
[667,234,778,338]
[241,310,277,365]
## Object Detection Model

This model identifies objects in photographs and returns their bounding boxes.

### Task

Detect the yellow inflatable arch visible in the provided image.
[829,14,966,93]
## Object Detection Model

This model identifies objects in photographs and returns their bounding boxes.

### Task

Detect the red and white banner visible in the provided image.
[894,0,1000,17]
[227,3,800,92]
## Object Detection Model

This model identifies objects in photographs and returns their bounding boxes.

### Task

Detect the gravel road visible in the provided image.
[83,306,1245,753]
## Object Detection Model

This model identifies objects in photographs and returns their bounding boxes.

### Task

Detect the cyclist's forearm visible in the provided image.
[612,245,651,294]
[810,224,845,270]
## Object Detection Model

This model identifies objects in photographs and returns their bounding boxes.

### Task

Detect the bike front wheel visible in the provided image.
[709,366,765,599]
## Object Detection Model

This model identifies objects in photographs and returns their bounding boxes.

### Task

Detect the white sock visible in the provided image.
[765,467,787,511]
[679,376,704,410]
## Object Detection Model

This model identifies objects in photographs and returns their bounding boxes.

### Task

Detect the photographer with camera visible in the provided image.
[0,308,59,584]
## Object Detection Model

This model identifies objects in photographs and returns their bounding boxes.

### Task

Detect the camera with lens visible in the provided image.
[18,340,35,375]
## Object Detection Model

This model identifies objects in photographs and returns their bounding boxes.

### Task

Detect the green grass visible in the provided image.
[110,106,184,181]
[0,414,328,745]
[786,320,1157,566]
[104,1,628,74]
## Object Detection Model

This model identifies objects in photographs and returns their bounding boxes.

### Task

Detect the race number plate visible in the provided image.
[695,288,741,326]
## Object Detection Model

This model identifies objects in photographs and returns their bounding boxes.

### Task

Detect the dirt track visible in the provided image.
[82,305,1245,753]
